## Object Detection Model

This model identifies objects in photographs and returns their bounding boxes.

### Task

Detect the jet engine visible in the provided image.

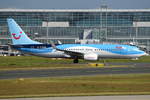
[84,53,98,61]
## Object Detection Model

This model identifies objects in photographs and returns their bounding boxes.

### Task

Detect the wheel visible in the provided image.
[73,59,78,63]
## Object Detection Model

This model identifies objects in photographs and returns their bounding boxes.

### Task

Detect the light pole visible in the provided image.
[46,21,49,44]
[135,18,139,45]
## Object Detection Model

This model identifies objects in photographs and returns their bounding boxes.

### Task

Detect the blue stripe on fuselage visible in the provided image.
[17,47,53,53]
[12,44,55,53]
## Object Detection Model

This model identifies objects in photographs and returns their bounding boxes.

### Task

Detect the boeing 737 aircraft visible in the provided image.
[7,18,147,63]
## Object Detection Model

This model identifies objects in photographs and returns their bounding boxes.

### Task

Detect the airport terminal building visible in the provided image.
[0,8,150,50]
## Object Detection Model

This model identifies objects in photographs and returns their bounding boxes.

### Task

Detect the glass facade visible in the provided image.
[0,9,150,49]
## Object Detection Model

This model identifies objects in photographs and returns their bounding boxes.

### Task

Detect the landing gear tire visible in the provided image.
[73,59,78,63]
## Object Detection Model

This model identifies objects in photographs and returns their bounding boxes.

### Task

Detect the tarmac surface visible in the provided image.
[0,63,150,79]
[1,95,150,100]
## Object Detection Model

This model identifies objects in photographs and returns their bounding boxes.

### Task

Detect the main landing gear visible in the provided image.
[73,58,79,63]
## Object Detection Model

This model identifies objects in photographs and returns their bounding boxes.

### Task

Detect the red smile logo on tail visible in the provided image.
[12,32,22,40]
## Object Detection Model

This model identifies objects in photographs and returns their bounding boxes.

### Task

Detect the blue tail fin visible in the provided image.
[7,18,42,45]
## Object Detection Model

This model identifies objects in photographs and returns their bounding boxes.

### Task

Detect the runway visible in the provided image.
[1,95,150,100]
[0,63,150,79]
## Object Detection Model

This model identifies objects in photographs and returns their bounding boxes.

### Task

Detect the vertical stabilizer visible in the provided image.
[7,18,42,45]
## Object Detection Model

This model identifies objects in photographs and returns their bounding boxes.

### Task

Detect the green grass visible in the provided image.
[0,56,89,70]
[0,56,150,67]
[0,56,149,70]
[0,56,150,98]
[0,74,150,98]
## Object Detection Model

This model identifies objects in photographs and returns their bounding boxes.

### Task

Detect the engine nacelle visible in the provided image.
[84,53,98,61]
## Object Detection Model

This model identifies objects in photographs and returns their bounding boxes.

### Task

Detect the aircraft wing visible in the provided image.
[57,47,83,58]
[50,41,83,58]
[54,47,99,61]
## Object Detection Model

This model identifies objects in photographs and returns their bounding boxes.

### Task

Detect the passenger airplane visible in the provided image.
[7,18,147,63]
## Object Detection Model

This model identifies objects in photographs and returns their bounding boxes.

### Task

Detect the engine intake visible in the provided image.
[84,53,98,61]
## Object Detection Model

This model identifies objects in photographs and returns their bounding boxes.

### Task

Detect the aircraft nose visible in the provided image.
[140,51,149,56]
[137,50,148,57]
